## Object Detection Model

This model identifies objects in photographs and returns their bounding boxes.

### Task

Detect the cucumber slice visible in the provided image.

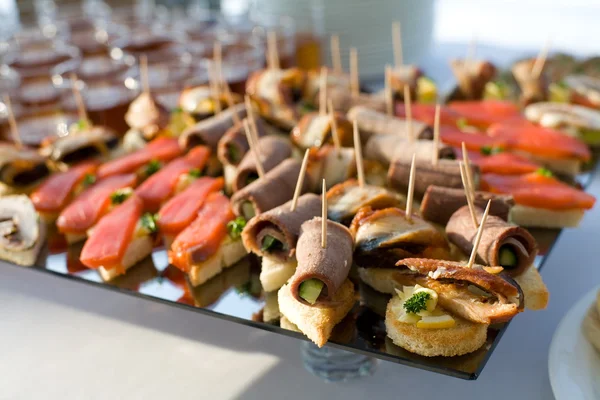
[227,144,240,164]
[298,279,324,305]
[241,201,256,219]
[261,235,283,252]
[499,246,518,268]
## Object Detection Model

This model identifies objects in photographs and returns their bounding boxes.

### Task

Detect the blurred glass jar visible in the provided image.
[13,112,79,147]
[17,78,68,117]
[0,65,21,141]
[52,52,136,87]
[109,28,188,65]
[249,13,297,68]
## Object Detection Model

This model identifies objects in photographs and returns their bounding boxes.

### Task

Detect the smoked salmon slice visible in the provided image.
[31,161,98,214]
[488,122,591,162]
[396,103,462,127]
[481,172,596,210]
[157,176,224,236]
[441,126,506,151]
[97,137,182,179]
[475,152,540,175]
[169,192,234,272]
[57,173,138,234]
[136,146,211,212]
[448,100,525,129]
[80,194,143,270]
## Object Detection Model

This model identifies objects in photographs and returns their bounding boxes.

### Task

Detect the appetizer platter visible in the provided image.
[2,17,600,380]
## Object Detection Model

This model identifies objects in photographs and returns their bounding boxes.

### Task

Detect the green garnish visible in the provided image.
[246,173,259,185]
[403,291,432,314]
[144,160,162,177]
[298,279,324,305]
[227,216,247,240]
[82,173,96,187]
[536,167,553,177]
[227,144,240,163]
[172,106,183,114]
[189,168,203,178]
[456,117,469,130]
[110,189,131,205]
[298,101,317,116]
[480,145,505,155]
[261,235,282,252]
[77,119,90,131]
[140,213,159,234]
[499,246,517,268]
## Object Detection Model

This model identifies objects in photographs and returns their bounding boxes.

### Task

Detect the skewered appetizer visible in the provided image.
[0,144,51,195]
[0,195,46,266]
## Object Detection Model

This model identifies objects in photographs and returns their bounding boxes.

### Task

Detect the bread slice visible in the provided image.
[583,302,600,353]
[188,236,247,287]
[65,232,87,244]
[385,296,488,357]
[0,220,46,267]
[522,153,580,177]
[280,316,299,331]
[263,291,281,323]
[358,267,416,294]
[98,235,154,281]
[260,256,297,292]
[278,279,355,347]
[509,204,584,228]
[514,266,549,310]
[188,258,251,307]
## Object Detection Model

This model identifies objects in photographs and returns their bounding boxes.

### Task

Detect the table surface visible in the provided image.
[4,2,600,399]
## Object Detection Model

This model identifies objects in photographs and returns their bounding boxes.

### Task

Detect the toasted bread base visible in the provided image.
[263,291,281,323]
[358,267,417,294]
[98,236,154,281]
[385,296,488,357]
[188,237,247,287]
[260,256,297,292]
[509,205,584,228]
[583,303,600,353]
[521,153,580,177]
[188,258,251,307]
[278,279,355,347]
[65,232,87,244]
[280,316,299,331]
[514,266,549,310]
[0,221,46,267]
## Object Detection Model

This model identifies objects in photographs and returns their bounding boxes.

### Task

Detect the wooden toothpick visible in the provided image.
[432,104,441,166]
[385,65,394,117]
[223,82,240,125]
[213,41,223,85]
[531,38,551,79]
[3,95,22,149]
[243,119,264,179]
[322,179,327,249]
[404,85,413,141]
[267,31,280,71]
[291,149,310,212]
[327,99,341,155]
[353,119,365,188]
[350,47,359,98]
[208,63,222,114]
[140,55,150,95]
[392,21,403,68]
[467,200,492,269]
[69,73,89,125]
[461,141,476,200]
[405,153,417,223]
[460,161,479,228]
[244,95,260,146]
[331,35,342,74]
[319,66,328,116]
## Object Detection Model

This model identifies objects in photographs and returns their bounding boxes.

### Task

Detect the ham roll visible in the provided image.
[446,205,538,276]
[347,106,432,143]
[512,59,548,106]
[365,136,454,166]
[288,217,354,306]
[387,159,479,199]
[179,103,247,151]
[450,59,497,100]
[233,136,292,192]
[290,112,353,150]
[420,185,514,225]
[217,117,268,166]
[231,158,309,219]
[241,193,321,261]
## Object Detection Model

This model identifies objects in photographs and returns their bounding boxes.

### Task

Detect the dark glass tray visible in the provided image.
[5,167,591,381]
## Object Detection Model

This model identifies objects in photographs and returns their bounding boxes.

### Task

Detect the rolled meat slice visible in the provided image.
[347,106,432,143]
[290,112,353,149]
[420,185,514,225]
[446,205,538,276]
[365,136,454,166]
[41,126,119,165]
[179,103,247,151]
[563,75,600,109]
[231,158,309,219]
[387,159,479,199]
[233,136,292,192]
[326,87,386,114]
[288,217,354,306]
[306,145,357,192]
[241,193,321,261]
[0,145,51,191]
[512,59,548,106]
[217,117,268,166]
[389,65,422,98]
[327,179,403,224]
[450,59,497,100]
[125,92,170,139]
